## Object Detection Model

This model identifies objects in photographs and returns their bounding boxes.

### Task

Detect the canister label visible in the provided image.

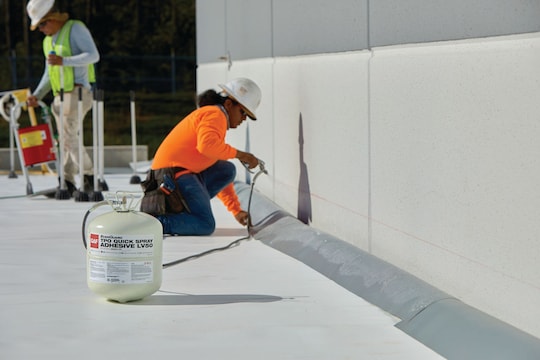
[89,259,154,284]
[88,233,155,257]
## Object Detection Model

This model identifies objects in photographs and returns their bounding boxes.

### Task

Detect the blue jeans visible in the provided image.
[157,160,236,235]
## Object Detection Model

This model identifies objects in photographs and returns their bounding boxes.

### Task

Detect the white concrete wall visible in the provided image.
[369,33,540,339]
[197,32,540,339]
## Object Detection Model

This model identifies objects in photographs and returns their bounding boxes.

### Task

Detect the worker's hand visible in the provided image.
[235,210,250,227]
[236,150,259,169]
[47,53,63,66]
[27,95,39,108]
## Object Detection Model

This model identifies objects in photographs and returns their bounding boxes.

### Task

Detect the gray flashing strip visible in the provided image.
[235,182,540,359]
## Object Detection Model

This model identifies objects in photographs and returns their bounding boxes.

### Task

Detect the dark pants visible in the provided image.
[157,160,236,235]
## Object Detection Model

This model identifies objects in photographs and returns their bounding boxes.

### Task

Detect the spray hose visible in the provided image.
[81,160,268,269]
[81,200,109,249]
[81,193,138,249]
[161,160,268,268]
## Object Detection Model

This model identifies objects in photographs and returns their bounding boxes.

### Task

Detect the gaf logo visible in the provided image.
[89,233,100,248]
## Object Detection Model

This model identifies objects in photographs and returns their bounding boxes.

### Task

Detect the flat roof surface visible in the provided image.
[0,170,444,359]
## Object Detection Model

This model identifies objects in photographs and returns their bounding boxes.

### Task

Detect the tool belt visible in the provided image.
[140,167,190,216]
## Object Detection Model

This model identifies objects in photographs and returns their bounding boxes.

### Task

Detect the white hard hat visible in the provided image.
[218,78,261,120]
[27,0,55,30]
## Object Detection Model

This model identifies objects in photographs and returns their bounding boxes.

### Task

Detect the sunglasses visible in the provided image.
[239,106,247,117]
[231,99,247,117]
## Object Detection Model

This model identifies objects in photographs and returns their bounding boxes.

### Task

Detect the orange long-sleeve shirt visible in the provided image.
[151,105,242,215]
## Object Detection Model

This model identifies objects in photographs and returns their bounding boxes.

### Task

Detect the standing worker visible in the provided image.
[147,78,262,235]
[26,0,99,196]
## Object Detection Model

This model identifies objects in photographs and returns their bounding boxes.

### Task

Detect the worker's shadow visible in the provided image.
[297,113,312,225]
[122,292,283,306]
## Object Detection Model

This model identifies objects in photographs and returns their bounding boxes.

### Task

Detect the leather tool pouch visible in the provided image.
[140,167,189,216]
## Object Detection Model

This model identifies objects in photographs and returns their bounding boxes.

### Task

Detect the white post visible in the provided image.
[98,90,105,187]
[129,91,141,184]
[55,49,70,199]
[92,88,99,192]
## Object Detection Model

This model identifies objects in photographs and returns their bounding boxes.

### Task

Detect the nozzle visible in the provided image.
[258,159,268,174]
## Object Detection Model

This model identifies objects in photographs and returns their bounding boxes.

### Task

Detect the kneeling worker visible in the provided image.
[149,78,262,235]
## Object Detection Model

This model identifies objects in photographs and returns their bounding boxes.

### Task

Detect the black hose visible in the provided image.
[81,165,267,269]
[162,164,267,268]
[81,200,109,249]
[161,236,249,269]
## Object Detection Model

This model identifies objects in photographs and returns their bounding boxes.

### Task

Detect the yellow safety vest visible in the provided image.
[43,20,96,96]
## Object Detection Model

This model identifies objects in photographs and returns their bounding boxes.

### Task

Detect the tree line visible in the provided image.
[1,0,197,156]
[1,0,196,93]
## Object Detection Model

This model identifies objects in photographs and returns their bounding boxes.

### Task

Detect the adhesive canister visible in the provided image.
[86,203,163,303]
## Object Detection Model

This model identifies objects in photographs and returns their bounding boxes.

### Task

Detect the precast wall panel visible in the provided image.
[272,52,371,247]
[196,0,540,340]
[272,0,369,56]
[196,0,227,64]
[225,0,273,60]
[197,0,540,63]
[369,0,540,47]
[196,0,272,64]
[368,33,540,338]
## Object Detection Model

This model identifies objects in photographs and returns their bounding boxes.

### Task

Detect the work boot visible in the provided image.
[65,180,76,196]
[45,179,76,198]
[83,175,94,193]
